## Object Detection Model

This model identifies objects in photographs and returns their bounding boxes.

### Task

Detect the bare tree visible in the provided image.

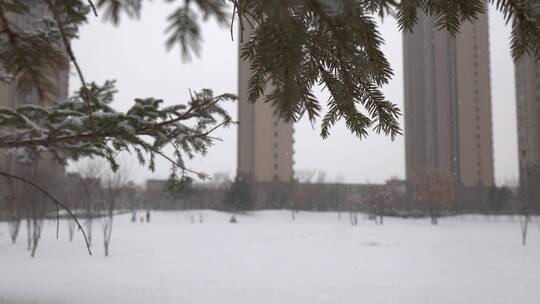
[62,174,81,242]
[295,170,316,183]
[20,159,64,257]
[77,161,104,247]
[21,162,46,257]
[334,174,346,219]
[291,183,307,220]
[364,186,393,225]
[1,176,21,243]
[377,183,402,224]
[101,165,130,256]
[348,203,359,226]
[316,171,327,184]
[55,174,76,242]
[0,162,37,251]
[517,164,540,246]
[412,168,455,225]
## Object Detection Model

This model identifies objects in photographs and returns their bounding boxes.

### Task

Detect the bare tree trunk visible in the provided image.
[380,202,386,225]
[85,189,93,247]
[8,220,20,244]
[101,165,130,257]
[29,205,42,258]
[30,221,42,258]
[104,240,109,256]
[429,205,438,225]
[102,214,111,257]
[4,175,21,244]
[68,219,76,242]
[85,218,93,247]
[349,212,358,226]
[26,217,32,251]
[520,214,530,246]
[103,216,113,257]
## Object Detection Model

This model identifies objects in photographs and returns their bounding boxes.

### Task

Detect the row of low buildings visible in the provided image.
[144,178,407,212]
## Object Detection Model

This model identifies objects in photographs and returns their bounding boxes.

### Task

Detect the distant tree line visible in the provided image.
[2,164,537,256]
[0,160,135,257]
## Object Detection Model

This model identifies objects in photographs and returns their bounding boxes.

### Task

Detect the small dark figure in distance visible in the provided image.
[131,211,136,223]
[146,210,151,223]
[229,215,237,223]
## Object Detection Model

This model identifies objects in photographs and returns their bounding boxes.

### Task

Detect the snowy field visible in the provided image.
[1,210,539,304]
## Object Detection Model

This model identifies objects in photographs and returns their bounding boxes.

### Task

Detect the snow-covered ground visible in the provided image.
[1,211,539,304]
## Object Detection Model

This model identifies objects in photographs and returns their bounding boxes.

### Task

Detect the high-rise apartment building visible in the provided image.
[514,56,540,187]
[403,5,494,199]
[237,24,294,182]
[0,5,69,177]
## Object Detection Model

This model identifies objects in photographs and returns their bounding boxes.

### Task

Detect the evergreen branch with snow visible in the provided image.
[0,80,236,181]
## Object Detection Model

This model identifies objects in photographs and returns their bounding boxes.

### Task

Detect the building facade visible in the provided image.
[0,4,69,177]
[237,23,294,182]
[403,4,494,203]
[514,56,540,190]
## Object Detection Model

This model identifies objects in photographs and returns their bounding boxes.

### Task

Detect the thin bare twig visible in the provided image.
[230,3,237,41]
[43,0,96,130]
[56,204,59,239]
[0,171,92,255]
[87,0,98,16]
[145,146,206,178]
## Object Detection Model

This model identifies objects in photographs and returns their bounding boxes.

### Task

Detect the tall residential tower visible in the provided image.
[514,56,540,188]
[403,5,494,202]
[0,4,69,177]
[237,24,294,183]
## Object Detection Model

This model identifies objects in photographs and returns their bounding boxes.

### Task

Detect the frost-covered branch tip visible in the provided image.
[0,80,236,182]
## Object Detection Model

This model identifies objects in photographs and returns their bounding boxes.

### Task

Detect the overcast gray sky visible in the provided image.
[70,3,518,186]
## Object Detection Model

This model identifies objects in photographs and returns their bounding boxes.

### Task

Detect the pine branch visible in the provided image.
[0,82,236,182]
[43,0,96,129]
